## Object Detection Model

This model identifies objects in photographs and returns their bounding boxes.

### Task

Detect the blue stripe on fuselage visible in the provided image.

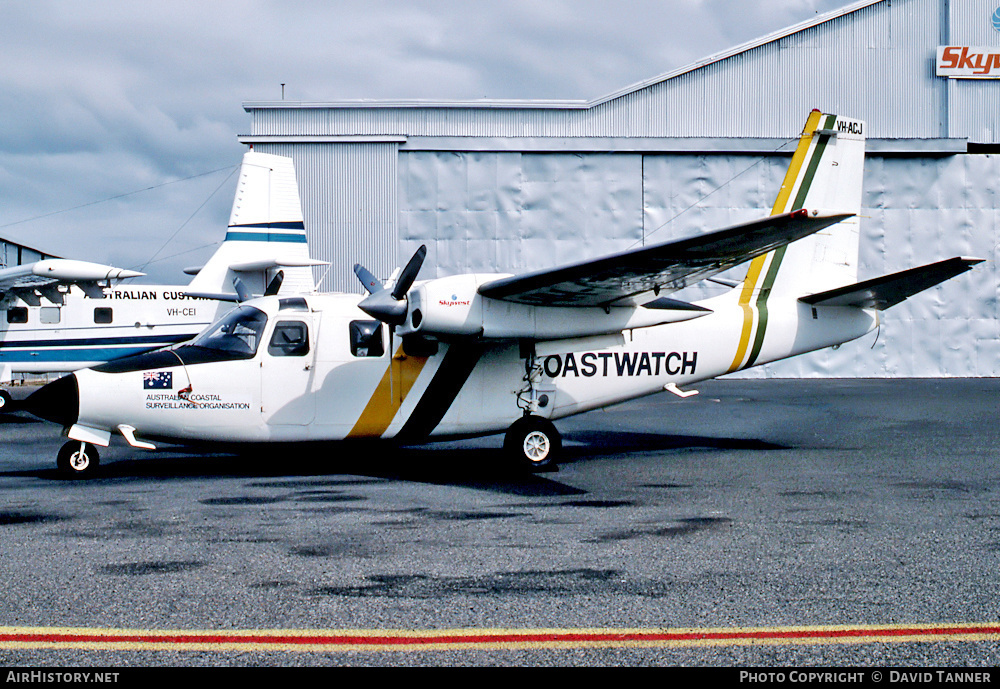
[0,333,197,363]
[0,346,165,363]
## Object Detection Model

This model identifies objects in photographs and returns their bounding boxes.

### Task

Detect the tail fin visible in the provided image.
[729,110,866,372]
[757,110,866,296]
[186,150,324,296]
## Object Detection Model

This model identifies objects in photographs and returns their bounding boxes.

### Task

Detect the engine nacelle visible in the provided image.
[399,274,492,337]
[396,274,711,340]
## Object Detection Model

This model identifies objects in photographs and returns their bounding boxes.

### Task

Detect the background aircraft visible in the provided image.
[25,112,982,476]
[0,150,324,411]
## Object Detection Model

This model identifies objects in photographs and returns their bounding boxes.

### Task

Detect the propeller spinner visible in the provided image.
[355,245,426,325]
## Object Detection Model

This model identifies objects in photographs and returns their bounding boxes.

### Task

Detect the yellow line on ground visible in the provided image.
[2,622,999,653]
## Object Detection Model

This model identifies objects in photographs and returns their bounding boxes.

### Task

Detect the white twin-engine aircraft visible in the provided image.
[26,111,982,477]
[0,151,325,410]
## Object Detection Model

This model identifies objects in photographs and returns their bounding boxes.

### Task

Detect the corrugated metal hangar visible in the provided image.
[0,238,54,273]
[239,0,1000,377]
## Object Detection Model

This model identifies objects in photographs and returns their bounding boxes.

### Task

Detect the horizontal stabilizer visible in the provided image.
[799,257,984,310]
[182,291,240,303]
[228,257,329,272]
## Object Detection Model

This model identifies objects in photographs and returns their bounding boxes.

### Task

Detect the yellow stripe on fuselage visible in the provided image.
[348,347,429,438]
[727,110,825,373]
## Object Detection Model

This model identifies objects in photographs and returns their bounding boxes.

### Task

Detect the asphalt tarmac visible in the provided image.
[1,378,999,668]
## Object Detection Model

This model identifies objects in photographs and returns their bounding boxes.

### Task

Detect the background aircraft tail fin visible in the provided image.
[186,151,321,297]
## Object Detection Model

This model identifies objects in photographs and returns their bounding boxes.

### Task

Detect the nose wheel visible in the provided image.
[0,390,12,412]
[57,440,100,478]
[504,415,561,472]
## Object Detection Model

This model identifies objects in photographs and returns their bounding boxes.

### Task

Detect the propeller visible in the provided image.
[264,270,284,297]
[355,245,426,325]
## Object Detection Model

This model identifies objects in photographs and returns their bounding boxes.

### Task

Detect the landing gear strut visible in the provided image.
[57,440,100,478]
[508,344,561,471]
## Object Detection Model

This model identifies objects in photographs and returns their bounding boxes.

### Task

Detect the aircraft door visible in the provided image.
[260,314,318,426]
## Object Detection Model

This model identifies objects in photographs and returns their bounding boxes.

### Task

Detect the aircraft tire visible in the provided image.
[57,440,100,479]
[504,415,561,472]
[0,390,11,412]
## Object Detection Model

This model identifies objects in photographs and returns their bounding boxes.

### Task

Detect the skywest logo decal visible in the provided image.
[937,46,1000,78]
[439,294,470,307]
[543,351,697,378]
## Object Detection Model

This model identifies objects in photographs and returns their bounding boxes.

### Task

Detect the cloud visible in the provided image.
[0,0,850,281]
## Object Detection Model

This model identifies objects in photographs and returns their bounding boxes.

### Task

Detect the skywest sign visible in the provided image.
[937,46,1000,78]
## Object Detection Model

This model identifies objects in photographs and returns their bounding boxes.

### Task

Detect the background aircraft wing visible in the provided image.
[477,209,852,307]
[0,259,144,301]
[798,256,984,310]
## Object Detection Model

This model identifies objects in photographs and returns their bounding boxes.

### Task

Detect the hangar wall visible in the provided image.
[0,239,52,270]
[243,0,1000,377]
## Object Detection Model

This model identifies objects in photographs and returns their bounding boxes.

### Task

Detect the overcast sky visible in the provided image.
[0,0,847,283]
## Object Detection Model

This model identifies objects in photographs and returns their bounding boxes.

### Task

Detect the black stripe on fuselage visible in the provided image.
[395,341,486,443]
[92,345,254,373]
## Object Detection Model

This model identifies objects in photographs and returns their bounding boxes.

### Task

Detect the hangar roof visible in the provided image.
[245,1,885,113]
[243,0,997,146]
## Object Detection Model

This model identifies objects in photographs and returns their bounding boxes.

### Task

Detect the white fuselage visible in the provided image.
[0,285,230,378]
[67,289,878,448]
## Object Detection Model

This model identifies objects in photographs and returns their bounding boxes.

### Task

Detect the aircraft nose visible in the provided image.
[24,374,79,427]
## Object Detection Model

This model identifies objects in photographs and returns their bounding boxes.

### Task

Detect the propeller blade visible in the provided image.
[264,270,284,297]
[353,264,384,295]
[391,245,426,300]
[233,276,252,303]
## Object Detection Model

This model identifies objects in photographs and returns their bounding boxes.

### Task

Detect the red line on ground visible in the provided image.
[3,624,1000,649]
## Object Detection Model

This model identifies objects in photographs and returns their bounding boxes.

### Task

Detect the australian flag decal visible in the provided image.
[143,371,173,390]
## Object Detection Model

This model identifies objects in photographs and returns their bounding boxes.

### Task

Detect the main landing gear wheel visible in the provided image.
[504,415,561,472]
[57,440,100,478]
[0,390,11,412]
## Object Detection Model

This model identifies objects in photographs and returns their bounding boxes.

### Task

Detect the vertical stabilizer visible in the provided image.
[187,151,319,296]
[729,111,866,372]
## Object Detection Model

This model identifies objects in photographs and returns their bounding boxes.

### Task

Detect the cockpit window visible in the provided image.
[190,305,268,359]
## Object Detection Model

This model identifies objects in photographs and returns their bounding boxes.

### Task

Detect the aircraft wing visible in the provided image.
[477,209,853,307]
[798,256,985,310]
[0,259,144,300]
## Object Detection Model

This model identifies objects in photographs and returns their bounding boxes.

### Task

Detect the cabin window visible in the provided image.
[6,307,27,324]
[40,307,61,324]
[268,321,309,357]
[94,307,113,324]
[350,320,384,357]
